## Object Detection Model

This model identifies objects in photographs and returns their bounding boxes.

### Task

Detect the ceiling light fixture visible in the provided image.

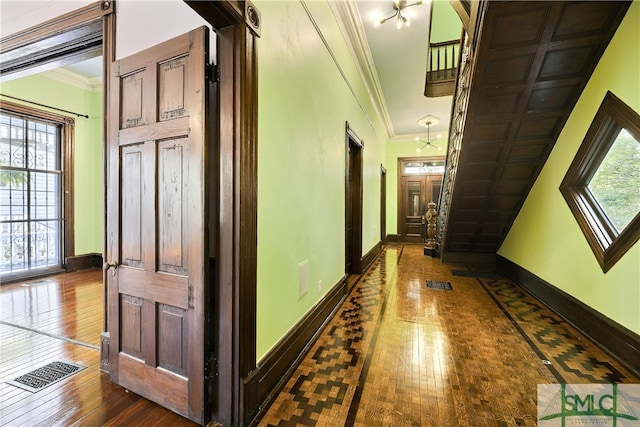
[415,119,442,153]
[374,0,423,29]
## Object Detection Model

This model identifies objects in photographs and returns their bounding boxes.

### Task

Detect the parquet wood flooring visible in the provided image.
[0,269,197,427]
[258,244,639,426]
[1,247,637,426]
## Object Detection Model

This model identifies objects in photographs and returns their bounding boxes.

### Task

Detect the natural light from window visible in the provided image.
[559,91,640,272]
[587,128,640,234]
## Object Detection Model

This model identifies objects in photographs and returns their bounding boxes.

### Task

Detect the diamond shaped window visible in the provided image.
[560,92,640,273]
[587,129,640,233]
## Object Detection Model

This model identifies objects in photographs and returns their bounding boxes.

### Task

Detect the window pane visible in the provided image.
[404,160,445,174]
[0,111,62,275]
[0,115,27,168]
[407,182,421,216]
[588,129,640,233]
[30,172,60,220]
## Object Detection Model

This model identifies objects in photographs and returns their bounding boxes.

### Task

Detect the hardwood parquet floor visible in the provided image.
[0,269,197,427]
[258,244,639,426]
[1,246,637,426]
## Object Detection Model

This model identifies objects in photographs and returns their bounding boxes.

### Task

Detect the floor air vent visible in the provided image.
[426,280,453,290]
[7,360,86,393]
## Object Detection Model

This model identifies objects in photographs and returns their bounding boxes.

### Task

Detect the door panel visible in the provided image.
[403,177,425,242]
[399,174,443,243]
[345,129,363,274]
[106,27,209,423]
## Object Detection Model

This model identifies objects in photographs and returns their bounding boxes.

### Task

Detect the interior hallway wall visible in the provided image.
[498,1,640,335]
[255,0,388,360]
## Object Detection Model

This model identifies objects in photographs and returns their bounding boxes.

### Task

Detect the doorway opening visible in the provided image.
[0,2,110,284]
[380,165,387,244]
[345,122,363,274]
[397,156,444,243]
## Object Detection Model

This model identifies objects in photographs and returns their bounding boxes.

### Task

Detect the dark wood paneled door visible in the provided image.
[345,125,363,274]
[397,157,444,243]
[105,27,210,423]
[401,176,425,243]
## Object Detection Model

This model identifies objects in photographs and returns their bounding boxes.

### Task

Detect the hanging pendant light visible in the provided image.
[415,116,442,152]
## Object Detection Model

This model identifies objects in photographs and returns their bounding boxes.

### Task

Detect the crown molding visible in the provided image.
[329,0,395,139]
[42,68,102,92]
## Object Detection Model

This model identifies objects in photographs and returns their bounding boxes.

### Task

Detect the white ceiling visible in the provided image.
[61,56,103,80]
[355,0,452,139]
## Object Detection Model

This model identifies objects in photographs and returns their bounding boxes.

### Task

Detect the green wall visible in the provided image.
[430,0,463,43]
[0,74,104,255]
[498,1,640,334]
[255,0,388,360]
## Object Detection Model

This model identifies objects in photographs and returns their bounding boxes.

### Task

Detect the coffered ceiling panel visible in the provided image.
[441,1,631,260]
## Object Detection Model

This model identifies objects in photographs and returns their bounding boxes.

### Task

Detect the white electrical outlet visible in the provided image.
[318,279,323,293]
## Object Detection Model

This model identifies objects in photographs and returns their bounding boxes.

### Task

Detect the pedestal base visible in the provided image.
[424,246,438,258]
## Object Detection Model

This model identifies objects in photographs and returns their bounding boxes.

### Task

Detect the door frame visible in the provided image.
[184,2,260,425]
[380,164,387,244]
[397,156,445,242]
[345,122,363,274]
[0,0,115,356]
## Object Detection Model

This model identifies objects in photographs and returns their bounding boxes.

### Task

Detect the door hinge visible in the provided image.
[206,63,219,83]
[205,356,219,378]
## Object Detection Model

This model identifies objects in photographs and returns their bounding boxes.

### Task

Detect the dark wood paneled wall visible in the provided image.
[66,253,103,271]
[440,1,631,259]
[360,241,382,276]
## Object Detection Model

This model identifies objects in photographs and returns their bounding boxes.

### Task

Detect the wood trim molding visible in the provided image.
[0,100,76,273]
[559,91,640,273]
[0,1,113,79]
[328,1,393,138]
[441,251,496,266]
[497,255,640,376]
[65,253,103,271]
[100,5,115,375]
[385,234,401,243]
[361,241,382,275]
[0,0,114,53]
[193,1,260,423]
[253,276,348,424]
[345,122,364,274]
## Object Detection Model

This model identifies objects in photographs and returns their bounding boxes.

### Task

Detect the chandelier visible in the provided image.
[415,118,442,153]
[374,0,424,29]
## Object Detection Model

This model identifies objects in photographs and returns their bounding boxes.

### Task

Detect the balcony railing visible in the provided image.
[424,40,460,97]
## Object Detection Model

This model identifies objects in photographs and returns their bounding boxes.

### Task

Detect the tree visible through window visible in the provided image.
[588,129,640,233]
[560,91,640,273]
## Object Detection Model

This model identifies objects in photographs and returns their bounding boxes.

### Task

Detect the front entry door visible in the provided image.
[401,176,427,242]
[397,157,444,243]
[105,27,210,423]
[399,174,442,243]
